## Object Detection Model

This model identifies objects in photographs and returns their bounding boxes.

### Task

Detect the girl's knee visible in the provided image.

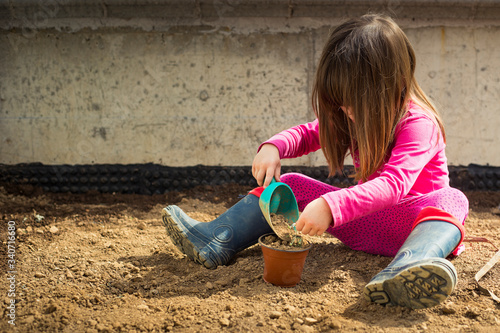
[431,187,469,223]
[454,188,469,209]
[443,187,469,210]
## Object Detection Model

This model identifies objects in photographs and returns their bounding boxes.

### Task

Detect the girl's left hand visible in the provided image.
[294,197,333,236]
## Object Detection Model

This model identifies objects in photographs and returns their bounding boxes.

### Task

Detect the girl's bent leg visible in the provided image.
[328,187,469,257]
[364,210,464,309]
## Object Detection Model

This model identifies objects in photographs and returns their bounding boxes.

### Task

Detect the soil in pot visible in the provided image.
[259,234,309,251]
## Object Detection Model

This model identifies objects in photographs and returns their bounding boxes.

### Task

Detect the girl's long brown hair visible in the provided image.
[312,14,445,182]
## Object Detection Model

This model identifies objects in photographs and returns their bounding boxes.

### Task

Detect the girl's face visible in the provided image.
[341,106,354,122]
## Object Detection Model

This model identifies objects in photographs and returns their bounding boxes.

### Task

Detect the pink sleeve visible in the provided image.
[258,119,322,158]
[322,112,446,227]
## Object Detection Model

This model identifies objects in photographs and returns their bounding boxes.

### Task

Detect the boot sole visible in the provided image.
[363,259,457,309]
[162,207,217,269]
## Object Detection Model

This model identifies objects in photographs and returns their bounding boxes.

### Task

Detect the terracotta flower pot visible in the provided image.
[258,234,312,287]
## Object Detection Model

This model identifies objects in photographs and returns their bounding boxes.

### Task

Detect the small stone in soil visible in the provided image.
[219,318,230,327]
[304,317,318,325]
[442,302,457,314]
[269,311,282,319]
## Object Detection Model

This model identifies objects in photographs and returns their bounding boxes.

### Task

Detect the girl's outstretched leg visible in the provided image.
[363,207,465,309]
[162,192,273,269]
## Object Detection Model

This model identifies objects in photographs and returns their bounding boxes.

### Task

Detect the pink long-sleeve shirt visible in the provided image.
[261,101,449,228]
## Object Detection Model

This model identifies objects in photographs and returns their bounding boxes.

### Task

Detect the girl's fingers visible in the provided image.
[294,219,304,232]
[265,167,280,187]
[301,224,312,235]
[263,170,274,187]
[255,169,265,186]
[274,166,281,183]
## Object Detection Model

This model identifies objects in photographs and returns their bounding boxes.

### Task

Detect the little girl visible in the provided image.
[163,14,469,310]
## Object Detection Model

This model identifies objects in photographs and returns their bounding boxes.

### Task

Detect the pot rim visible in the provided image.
[258,233,312,253]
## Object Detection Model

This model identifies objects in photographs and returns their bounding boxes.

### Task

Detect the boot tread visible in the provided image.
[364,259,456,309]
[162,207,217,269]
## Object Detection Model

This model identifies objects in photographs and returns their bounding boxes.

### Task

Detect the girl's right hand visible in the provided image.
[252,144,281,188]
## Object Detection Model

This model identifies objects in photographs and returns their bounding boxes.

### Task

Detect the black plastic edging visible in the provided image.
[0,163,499,195]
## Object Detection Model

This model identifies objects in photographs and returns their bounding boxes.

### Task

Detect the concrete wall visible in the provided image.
[1,1,500,167]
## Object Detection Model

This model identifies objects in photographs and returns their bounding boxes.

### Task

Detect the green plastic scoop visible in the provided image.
[259,178,300,239]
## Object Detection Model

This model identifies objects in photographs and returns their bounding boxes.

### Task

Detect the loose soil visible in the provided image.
[268,213,308,250]
[1,184,500,332]
[269,213,295,239]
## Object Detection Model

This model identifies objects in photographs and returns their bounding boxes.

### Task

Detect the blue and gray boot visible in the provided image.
[162,193,273,269]
[364,220,462,309]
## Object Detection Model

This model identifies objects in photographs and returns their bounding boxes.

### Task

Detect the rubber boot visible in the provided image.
[162,193,274,269]
[363,219,463,309]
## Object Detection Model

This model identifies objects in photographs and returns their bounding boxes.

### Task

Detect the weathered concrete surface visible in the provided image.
[409,26,500,167]
[1,2,500,167]
[0,30,317,166]
[3,1,500,32]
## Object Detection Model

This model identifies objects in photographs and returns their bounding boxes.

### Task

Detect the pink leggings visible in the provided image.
[280,173,469,257]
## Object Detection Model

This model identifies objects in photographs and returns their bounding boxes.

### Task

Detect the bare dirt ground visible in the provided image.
[1,184,499,333]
